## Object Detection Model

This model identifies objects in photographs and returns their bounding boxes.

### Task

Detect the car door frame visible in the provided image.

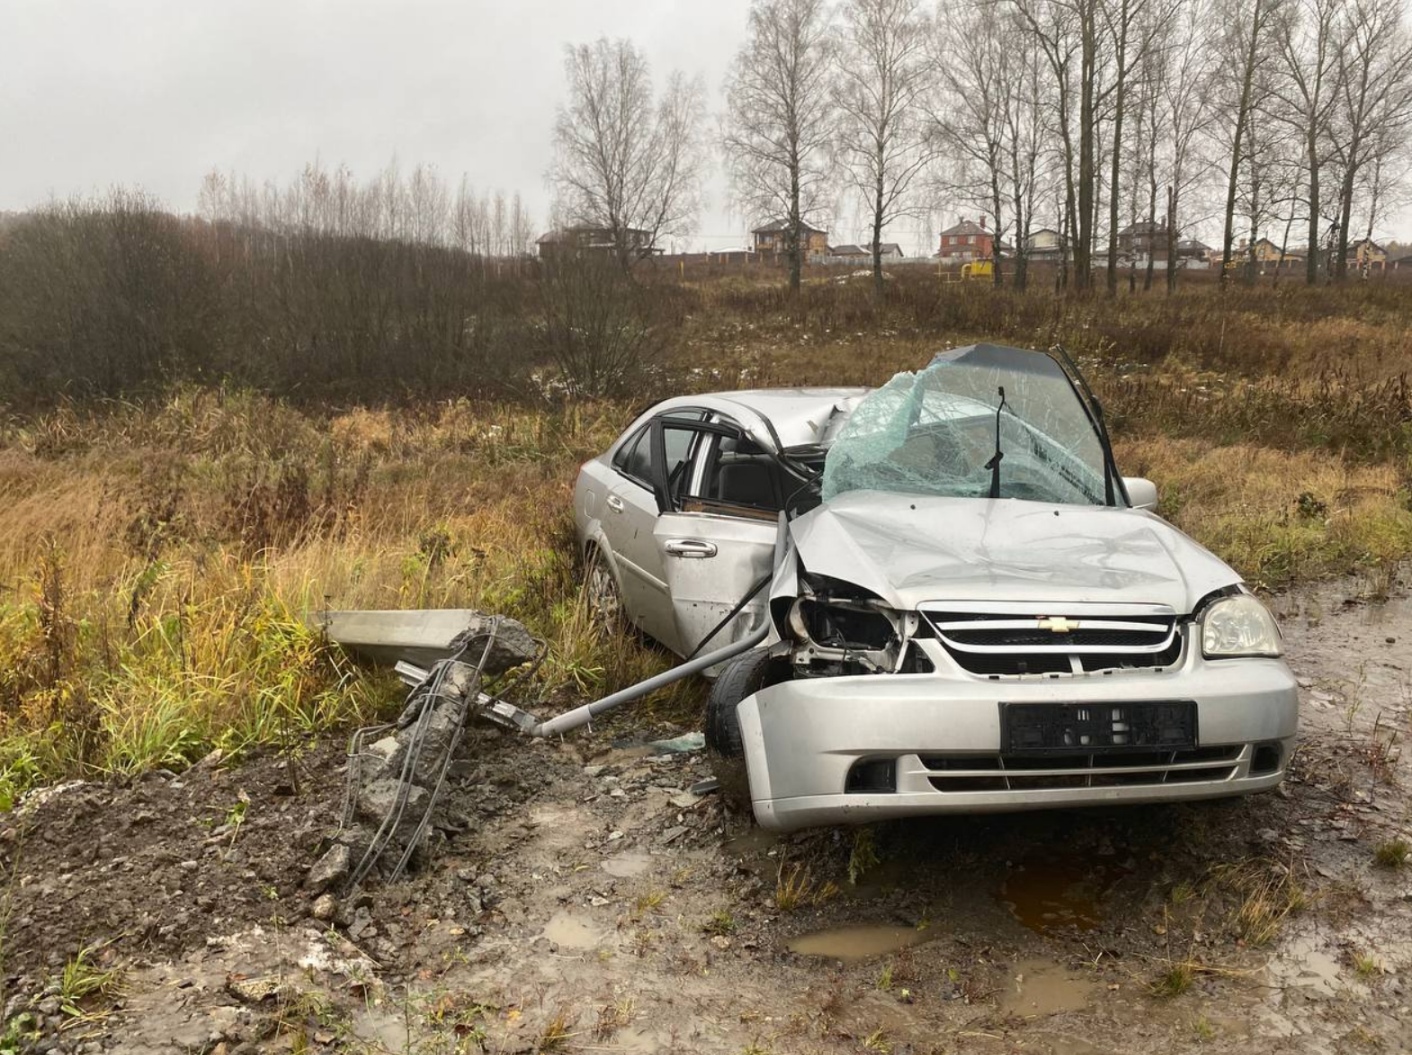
[647,412,785,660]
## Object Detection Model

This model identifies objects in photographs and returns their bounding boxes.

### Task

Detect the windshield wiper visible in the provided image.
[984,386,1008,499]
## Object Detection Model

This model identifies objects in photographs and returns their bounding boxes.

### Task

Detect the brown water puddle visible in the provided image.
[998,957,1097,1017]
[1000,852,1131,935]
[541,911,605,950]
[787,923,926,961]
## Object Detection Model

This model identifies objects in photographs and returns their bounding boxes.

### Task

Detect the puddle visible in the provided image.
[1265,934,1345,997]
[541,911,604,950]
[998,958,1097,1017]
[1000,852,1130,935]
[787,924,925,961]
[724,828,779,856]
[602,851,651,878]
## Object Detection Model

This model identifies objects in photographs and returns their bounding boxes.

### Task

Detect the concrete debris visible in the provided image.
[305,844,351,893]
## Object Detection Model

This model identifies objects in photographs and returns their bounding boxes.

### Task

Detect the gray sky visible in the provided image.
[0,0,946,253]
[3,2,1403,253]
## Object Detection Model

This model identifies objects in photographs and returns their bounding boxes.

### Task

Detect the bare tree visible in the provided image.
[551,38,706,270]
[834,0,935,296]
[1008,0,1105,291]
[1269,0,1340,284]
[1213,0,1281,280]
[1156,0,1215,293]
[1327,0,1412,278]
[725,0,837,295]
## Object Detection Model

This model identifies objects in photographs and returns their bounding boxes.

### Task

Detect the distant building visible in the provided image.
[1025,227,1066,261]
[536,225,656,260]
[826,242,904,265]
[1351,238,1387,270]
[751,219,829,260]
[935,216,994,262]
[1117,221,1168,260]
[1175,238,1213,268]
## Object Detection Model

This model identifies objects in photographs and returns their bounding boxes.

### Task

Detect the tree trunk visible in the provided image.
[1221,0,1264,284]
[1076,14,1096,293]
[872,163,886,301]
[1106,0,1130,298]
[788,168,803,295]
[1305,125,1320,285]
[1165,185,1178,295]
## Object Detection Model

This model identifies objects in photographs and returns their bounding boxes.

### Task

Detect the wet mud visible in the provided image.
[3,575,1411,1053]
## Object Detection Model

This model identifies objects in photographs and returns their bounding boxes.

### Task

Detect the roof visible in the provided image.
[1351,238,1385,252]
[938,219,988,237]
[648,388,871,448]
[536,224,651,245]
[830,242,903,256]
[1176,238,1212,252]
[752,218,827,235]
[1118,221,1167,236]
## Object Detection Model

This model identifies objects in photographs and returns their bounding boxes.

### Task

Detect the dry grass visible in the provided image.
[0,277,1409,795]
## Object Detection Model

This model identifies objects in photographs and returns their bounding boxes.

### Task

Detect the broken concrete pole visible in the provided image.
[355,778,428,823]
[318,609,537,675]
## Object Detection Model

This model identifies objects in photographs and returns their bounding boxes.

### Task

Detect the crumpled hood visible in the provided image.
[787,491,1240,613]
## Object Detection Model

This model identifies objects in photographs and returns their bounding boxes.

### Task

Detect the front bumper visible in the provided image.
[735,656,1299,832]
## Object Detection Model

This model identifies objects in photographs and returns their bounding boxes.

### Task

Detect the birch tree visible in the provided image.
[1327,0,1412,278]
[725,0,837,294]
[550,38,706,270]
[834,0,934,296]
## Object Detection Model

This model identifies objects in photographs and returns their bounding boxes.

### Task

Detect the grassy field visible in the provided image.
[0,272,1408,801]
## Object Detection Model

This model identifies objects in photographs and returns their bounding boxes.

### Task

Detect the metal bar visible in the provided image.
[529,513,790,739]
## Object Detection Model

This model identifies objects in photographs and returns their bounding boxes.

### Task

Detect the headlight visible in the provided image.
[1201,594,1283,658]
[788,597,898,650]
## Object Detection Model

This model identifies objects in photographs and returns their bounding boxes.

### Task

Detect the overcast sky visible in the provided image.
[3,2,1404,252]
[0,0,939,253]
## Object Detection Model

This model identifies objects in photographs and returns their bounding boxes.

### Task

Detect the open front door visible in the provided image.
[646,415,786,658]
[654,511,777,657]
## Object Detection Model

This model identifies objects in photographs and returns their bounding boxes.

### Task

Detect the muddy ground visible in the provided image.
[3,578,1410,1055]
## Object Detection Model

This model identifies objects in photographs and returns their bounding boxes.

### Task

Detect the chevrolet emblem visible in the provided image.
[1037,616,1080,633]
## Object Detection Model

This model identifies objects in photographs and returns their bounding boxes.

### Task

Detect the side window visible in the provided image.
[660,419,701,502]
[611,425,652,485]
[611,410,705,495]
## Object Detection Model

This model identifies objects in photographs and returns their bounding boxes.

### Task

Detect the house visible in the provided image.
[1351,238,1387,270]
[826,242,904,265]
[1175,238,1213,268]
[1390,253,1412,271]
[1117,221,1168,259]
[536,225,656,260]
[751,219,829,260]
[1207,238,1304,270]
[1025,227,1065,261]
[936,216,995,262]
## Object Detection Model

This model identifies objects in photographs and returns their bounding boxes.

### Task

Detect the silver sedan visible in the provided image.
[573,344,1298,831]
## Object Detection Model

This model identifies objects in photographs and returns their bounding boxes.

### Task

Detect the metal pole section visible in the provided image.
[530,513,790,739]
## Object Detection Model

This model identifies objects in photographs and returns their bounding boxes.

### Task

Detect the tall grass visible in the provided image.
[0,274,1409,797]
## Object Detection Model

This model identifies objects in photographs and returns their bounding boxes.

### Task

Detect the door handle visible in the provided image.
[606,495,625,513]
[664,538,717,558]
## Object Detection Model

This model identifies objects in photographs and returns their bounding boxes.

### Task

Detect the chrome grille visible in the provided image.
[919,601,1182,676]
[920,746,1243,792]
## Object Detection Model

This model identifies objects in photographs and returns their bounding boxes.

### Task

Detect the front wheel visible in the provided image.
[704,649,790,811]
[584,545,625,635]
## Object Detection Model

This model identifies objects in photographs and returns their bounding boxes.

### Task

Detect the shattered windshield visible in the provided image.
[820,345,1109,506]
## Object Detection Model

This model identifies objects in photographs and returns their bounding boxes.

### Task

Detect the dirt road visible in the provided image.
[4,579,1410,1054]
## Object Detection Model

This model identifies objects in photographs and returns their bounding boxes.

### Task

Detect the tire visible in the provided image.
[704,649,790,811]
[583,545,626,635]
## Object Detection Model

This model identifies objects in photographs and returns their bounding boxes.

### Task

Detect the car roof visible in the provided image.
[660,387,872,448]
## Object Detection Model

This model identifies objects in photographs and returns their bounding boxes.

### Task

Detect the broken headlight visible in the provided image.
[1201,594,1283,658]
[787,576,899,651]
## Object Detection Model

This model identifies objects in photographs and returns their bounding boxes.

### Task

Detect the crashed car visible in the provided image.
[573,344,1298,831]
